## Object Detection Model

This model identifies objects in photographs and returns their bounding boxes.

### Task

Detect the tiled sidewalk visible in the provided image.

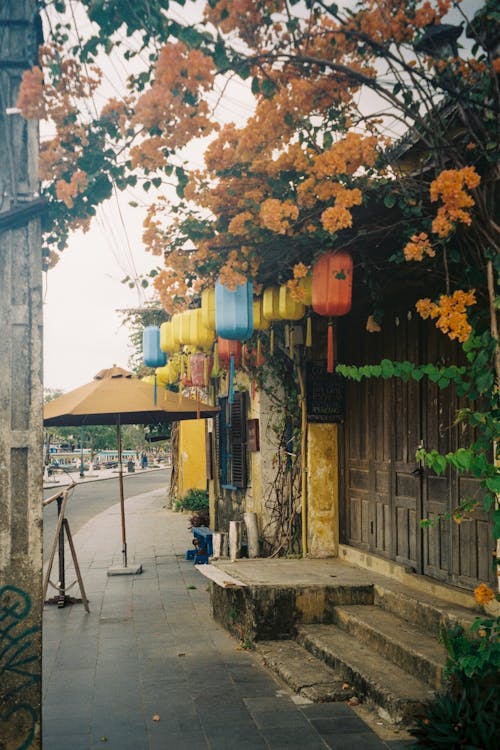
[43,489,413,749]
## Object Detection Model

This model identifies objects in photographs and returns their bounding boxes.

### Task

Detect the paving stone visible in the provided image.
[42,487,410,750]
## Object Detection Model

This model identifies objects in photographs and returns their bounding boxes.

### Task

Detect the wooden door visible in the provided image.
[420,326,494,587]
[344,315,396,560]
[341,310,494,589]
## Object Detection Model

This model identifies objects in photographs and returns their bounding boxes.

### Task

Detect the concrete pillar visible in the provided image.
[244,511,259,558]
[229,520,242,561]
[0,3,43,748]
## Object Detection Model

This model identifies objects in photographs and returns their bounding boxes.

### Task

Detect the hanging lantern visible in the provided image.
[171,313,183,347]
[190,308,215,350]
[190,352,214,387]
[279,285,305,321]
[201,287,216,331]
[156,363,171,387]
[218,337,242,369]
[312,251,353,316]
[262,286,281,321]
[218,337,242,404]
[143,326,166,367]
[160,321,176,354]
[312,251,353,373]
[179,310,197,345]
[215,280,253,340]
[253,298,270,331]
[262,286,281,355]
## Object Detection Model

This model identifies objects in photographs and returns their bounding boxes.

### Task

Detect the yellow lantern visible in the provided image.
[160,321,177,353]
[279,285,305,321]
[171,313,183,346]
[262,286,281,321]
[253,298,270,331]
[180,310,197,345]
[201,288,216,330]
[190,308,215,350]
[156,363,171,387]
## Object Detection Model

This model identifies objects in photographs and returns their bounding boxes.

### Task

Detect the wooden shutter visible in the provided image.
[231,391,248,489]
[217,397,227,486]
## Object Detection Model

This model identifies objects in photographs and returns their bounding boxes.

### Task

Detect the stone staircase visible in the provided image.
[256,583,477,724]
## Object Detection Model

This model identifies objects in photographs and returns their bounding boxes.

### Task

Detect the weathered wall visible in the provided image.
[177,419,207,498]
[307,423,339,557]
[0,3,43,748]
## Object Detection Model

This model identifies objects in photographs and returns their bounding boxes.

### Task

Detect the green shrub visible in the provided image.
[411,682,500,748]
[410,616,500,748]
[441,616,500,684]
[176,488,209,512]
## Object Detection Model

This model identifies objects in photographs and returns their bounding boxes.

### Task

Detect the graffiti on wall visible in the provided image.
[0,585,40,750]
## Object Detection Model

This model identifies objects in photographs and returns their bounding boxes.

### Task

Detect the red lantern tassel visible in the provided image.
[327,319,334,373]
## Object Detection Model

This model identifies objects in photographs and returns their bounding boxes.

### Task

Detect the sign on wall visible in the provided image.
[306,362,345,423]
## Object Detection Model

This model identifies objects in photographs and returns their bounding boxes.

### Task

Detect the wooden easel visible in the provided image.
[43,483,90,612]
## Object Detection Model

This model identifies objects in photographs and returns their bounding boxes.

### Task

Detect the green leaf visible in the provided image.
[384,192,396,208]
[483,492,495,512]
[433,454,447,476]
[380,359,394,377]
[485,476,500,493]
[261,78,276,98]
[447,449,472,472]
[251,77,260,95]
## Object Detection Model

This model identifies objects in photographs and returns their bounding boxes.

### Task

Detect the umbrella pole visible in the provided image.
[117,416,128,568]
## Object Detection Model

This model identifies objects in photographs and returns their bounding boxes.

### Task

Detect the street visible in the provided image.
[43,469,170,562]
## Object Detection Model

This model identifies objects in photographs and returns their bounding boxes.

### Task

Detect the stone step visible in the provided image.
[373,584,478,638]
[256,639,356,703]
[333,604,446,688]
[297,623,435,724]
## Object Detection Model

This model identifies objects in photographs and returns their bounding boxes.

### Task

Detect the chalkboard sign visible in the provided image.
[306,362,345,423]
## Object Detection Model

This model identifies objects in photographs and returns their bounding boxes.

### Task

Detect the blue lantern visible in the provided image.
[143,326,166,367]
[215,280,254,340]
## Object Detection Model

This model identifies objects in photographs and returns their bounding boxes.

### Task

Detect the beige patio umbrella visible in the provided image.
[44,365,218,573]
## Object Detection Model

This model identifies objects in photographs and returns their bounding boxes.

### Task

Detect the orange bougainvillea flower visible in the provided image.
[474,582,495,605]
[416,289,476,343]
[430,167,481,238]
[259,199,299,234]
[321,205,353,234]
[403,232,436,262]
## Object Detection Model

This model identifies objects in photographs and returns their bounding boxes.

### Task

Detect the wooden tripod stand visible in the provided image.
[43,483,89,612]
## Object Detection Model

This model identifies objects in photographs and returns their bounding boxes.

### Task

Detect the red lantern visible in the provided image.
[312,252,353,372]
[218,338,242,370]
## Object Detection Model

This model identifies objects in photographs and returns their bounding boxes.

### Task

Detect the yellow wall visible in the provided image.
[177,419,207,498]
[307,422,339,557]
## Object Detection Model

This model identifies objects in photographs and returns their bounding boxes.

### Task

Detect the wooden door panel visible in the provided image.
[342,311,494,589]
